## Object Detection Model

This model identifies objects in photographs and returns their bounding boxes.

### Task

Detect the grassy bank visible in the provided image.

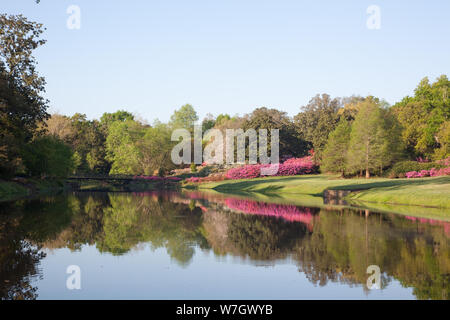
[0,179,70,202]
[194,174,450,210]
[77,179,179,192]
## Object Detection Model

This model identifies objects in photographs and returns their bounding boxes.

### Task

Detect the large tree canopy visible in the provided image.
[0,14,49,177]
[244,107,308,158]
[294,94,342,155]
[347,97,404,178]
[169,104,199,132]
[392,75,450,159]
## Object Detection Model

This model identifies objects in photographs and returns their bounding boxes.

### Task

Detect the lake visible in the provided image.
[0,190,448,300]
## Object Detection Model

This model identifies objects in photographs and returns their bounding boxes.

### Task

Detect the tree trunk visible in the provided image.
[365,140,370,179]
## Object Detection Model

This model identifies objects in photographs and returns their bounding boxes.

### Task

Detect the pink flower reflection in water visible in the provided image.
[224,198,316,230]
[405,216,450,236]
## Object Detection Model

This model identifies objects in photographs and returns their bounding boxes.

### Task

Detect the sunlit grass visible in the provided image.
[196,174,450,210]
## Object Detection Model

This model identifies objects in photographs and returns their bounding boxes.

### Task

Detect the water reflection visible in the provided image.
[0,191,448,300]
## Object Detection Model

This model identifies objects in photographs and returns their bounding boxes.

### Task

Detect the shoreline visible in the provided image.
[0,178,180,202]
[191,174,450,212]
[0,179,71,202]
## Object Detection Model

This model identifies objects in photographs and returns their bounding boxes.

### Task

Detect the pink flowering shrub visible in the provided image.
[405,166,450,179]
[437,157,450,167]
[225,156,318,180]
[185,174,226,183]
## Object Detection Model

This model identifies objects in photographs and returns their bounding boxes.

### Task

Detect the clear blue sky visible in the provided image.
[3,0,450,123]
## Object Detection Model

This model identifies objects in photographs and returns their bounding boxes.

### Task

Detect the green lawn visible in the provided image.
[195,174,450,210]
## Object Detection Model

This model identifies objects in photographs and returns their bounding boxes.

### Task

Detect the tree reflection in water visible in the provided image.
[0,191,448,299]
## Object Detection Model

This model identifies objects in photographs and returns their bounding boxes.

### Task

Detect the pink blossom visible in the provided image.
[225,156,318,180]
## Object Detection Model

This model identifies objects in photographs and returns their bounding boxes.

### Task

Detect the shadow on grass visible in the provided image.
[210,175,450,199]
[329,176,450,192]
[211,176,324,194]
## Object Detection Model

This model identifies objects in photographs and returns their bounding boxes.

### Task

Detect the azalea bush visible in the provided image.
[437,157,450,166]
[388,160,443,178]
[404,157,450,178]
[225,156,318,180]
[185,174,226,183]
[405,167,450,179]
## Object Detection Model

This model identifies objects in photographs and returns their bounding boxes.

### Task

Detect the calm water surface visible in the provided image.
[0,190,449,300]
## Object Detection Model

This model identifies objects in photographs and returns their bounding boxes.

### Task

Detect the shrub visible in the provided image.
[184,174,226,183]
[225,156,318,180]
[437,157,450,167]
[388,161,444,178]
[406,167,450,179]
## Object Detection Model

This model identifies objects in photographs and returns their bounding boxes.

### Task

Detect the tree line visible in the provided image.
[1,14,449,179]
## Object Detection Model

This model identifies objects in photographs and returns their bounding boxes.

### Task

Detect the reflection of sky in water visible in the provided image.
[34,245,414,300]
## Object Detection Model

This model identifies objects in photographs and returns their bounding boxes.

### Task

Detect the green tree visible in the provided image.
[201,113,216,132]
[45,113,110,174]
[392,75,449,159]
[321,119,351,176]
[100,110,134,132]
[346,97,401,178]
[244,107,308,158]
[138,122,175,175]
[0,14,49,177]
[22,136,74,177]
[105,120,143,175]
[169,104,198,132]
[294,94,342,156]
[215,114,231,126]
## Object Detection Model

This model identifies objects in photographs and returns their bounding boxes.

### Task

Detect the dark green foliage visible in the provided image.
[244,107,309,158]
[45,113,110,175]
[201,113,216,132]
[294,94,342,156]
[22,136,74,177]
[0,14,49,178]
